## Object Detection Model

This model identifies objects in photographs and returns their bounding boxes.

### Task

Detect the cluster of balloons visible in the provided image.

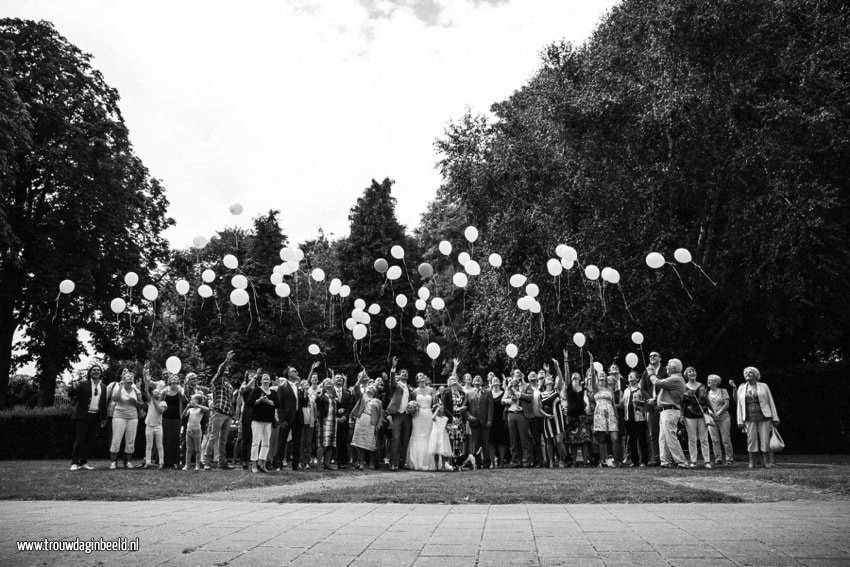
[646,248,692,269]
[344,298,381,341]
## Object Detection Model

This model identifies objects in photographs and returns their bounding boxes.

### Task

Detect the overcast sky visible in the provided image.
[6,0,619,375]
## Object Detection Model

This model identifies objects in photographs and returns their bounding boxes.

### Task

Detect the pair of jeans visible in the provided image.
[707,412,734,462]
[204,411,231,465]
[185,428,202,466]
[645,406,660,464]
[145,424,164,465]
[685,417,710,463]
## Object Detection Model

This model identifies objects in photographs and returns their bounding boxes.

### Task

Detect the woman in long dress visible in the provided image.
[351,387,382,470]
[406,373,436,470]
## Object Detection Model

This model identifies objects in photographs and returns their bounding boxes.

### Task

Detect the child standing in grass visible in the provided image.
[182,394,208,470]
[143,389,166,468]
[429,406,452,471]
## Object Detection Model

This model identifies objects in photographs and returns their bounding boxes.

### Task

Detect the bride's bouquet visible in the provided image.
[405,400,420,415]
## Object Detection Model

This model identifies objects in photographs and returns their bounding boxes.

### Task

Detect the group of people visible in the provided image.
[68,348,781,473]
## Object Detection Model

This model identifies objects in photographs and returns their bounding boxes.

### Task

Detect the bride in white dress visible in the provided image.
[406,375,436,470]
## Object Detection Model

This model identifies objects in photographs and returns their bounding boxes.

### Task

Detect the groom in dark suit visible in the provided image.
[68,364,108,470]
[274,364,312,471]
[385,358,412,471]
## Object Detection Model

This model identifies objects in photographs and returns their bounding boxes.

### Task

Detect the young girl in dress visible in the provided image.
[429,406,452,471]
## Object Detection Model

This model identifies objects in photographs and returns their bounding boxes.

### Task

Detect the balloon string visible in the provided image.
[693,262,717,287]
[149,300,157,340]
[598,281,606,315]
[239,269,261,323]
[580,347,584,381]
[667,263,694,300]
[51,292,61,323]
[182,296,187,340]
[619,286,635,320]
[444,305,460,343]
[289,297,306,329]
[387,327,393,363]
[567,270,574,307]
[402,258,416,297]
[215,298,223,324]
[556,276,561,314]
[638,344,647,368]
[245,304,253,335]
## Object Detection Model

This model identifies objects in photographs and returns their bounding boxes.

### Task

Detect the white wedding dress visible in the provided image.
[406,393,434,470]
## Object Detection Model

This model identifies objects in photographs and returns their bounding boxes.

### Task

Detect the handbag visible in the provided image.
[694,389,715,426]
[769,427,785,452]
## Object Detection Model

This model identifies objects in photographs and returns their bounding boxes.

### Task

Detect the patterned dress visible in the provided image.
[542,390,566,439]
[317,394,337,448]
[448,390,466,458]
[593,389,618,433]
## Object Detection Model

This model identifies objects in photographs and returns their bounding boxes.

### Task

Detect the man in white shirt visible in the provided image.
[69,364,108,470]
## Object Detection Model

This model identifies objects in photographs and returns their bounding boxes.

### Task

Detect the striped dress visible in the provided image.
[542,390,566,439]
[317,394,337,448]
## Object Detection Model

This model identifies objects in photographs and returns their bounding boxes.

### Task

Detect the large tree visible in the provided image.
[0,19,172,406]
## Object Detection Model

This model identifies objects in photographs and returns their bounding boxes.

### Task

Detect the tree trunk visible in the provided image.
[37,325,62,407]
[0,302,16,409]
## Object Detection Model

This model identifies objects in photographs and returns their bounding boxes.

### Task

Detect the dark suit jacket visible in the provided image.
[439,388,468,421]
[466,388,494,428]
[385,375,411,415]
[276,381,307,427]
[640,365,668,402]
[519,384,536,419]
[335,388,353,421]
[69,379,108,421]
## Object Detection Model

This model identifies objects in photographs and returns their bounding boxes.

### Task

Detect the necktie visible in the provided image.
[93,385,99,397]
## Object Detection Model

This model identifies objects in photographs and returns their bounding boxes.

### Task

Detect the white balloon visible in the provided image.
[555,244,567,258]
[124,272,139,287]
[231,274,248,289]
[517,296,531,311]
[329,278,342,295]
[674,248,692,264]
[270,273,283,285]
[386,265,402,281]
[280,248,294,262]
[273,264,284,275]
[509,274,527,288]
[631,331,644,345]
[345,318,356,331]
[464,226,479,243]
[415,299,427,311]
[192,235,209,249]
[584,265,600,281]
[308,344,320,356]
[529,300,541,314]
[573,332,586,348]
[426,342,441,360]
[230,288,249,306]
[175,279,190,295]
[439,240,452,256]
[354,298,366,310]
[452,272,468,288]
[284,260,299,274]
[390,245,405,259]
[275,283,291,298]
[223,254,238,270]
[59,279,75,294]
[361,313,371,325]
[396,294,408,308]
[646,252,665,269]
[560,258,574,270]
[625,353,639,369]
[229,203,243,215]
[505,343,518,359]
[563,246,578,263]
[110,298,126,314]
[352,308,366,323]
[488,253,502,268]
[601,267,613,282]
[292,248,304,262]
[311,268,325,282]
[142,285,158,302]
[593,361,604,374]
[418,287,430,300]
[609,269,621,284]
[547,258,563,277]
[458,251,471,266]
[353,324,368,340]
[339,285,351,298]
[368,303,380,315]
[465,260,481,276]
[412,316,425,328]
[525,283,540,298]
[165,356,181,375]
[198,284,213,298]
[201,269,216,283]
[431,297,445,310]
[385,316,397,330]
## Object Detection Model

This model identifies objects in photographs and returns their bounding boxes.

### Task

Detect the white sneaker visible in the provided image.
[69,464,79,471]
[705,463,712,469]
[182,465,189,471]
[109,462,117,470]
[81,464,95,470]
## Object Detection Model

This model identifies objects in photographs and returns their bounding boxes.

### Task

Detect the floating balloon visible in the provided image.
[223,254,238,270]
[573,332,586,348]
[192,235,209,249]
[390,245,405,259]
[452,272,468,288]
[608,269,621,285]
[488,253,502,268]
[354,299,366,310]
[465,260,481,276]
[646,252,665,269]
[412,316,425,328]
[396,294,408,308]
[308,344,320,356]
[386,266,402,281]
[231,275,248,289]
[560,258,574,270]
[361,313,371,325]
[351,308,366,324]
[345,318,356,331]
[353,324,367,340]
[426,342,441,360]
[374,258,388,273]
[201,269,216,283]
[431,297,445,310]
[230,288,249,306]
[165,356,181,375]
[415,298,427,310]
[601,267,614,283]
[464,226,479,243]
[529,300,541,314]
[517,296,531,311]
[198,284,213,298]
[339,285,351,298]
[555,244,567,258]
[509,274,527,288]
[275,283,291,298]
[457,252,471,266]
[175,279,190,295]
[59,280,75,294]
[547,258,563,277]
[110,298,126,314]
[584,265,600,281]
[625,353,639,369]
[418,262,434,278]
[505,343,518,359]
[281,261,297,275]
[280,248,294,262]
[142,285,158,302]
[311,268,325,282]
[438,240,452,256]
[385,316,397,330]
[593,361,604,374]
[229,203,243,215]
[368,303,380,315]
[631,331,644,345]
[674,248,692,264]
[417,287,430,301]
[270,273,283,285]
[563,246,578,263]
[124,272,139,287]
[329,278,342,295]
[525,283,540,298]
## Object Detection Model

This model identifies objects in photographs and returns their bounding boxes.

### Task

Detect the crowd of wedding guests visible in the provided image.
[67,349,781,472]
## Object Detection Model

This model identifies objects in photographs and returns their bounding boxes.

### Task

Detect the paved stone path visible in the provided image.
[2,500,849,566]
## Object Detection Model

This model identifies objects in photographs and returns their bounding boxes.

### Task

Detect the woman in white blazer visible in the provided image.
[736,367,779,468]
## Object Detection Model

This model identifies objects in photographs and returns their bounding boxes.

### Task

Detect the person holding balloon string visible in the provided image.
[503,369,534,468]
[108,367,145,469]
[588,354,620,468]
